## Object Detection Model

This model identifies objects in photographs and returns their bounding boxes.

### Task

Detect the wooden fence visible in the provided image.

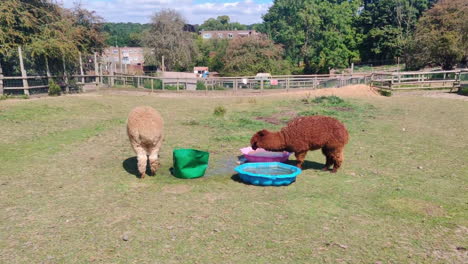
[1,69,467,95]
[370,70,468,91]
[0,73,370,95]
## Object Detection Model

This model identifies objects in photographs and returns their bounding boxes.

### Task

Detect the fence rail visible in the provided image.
[1,69,467,96]
[370,70,468,91]
[0,73,370,95]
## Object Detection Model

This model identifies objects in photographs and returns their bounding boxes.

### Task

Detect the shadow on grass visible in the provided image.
[231,160,324,185]
[231,173,299,187]
[122,156,152,179]
[283,160,324,171]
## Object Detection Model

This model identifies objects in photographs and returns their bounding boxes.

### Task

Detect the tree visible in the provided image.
[195,37,229,73]
[357,0,433,64]
[262,0,361,73]
[222,36,291,76]
[404,0,468,70]
[102,23,150,47]
[198,16,247,31]
[143,9,197,71]
[0,0,106,75]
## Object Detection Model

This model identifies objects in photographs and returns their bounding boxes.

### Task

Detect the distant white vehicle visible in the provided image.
[255,73,271,80]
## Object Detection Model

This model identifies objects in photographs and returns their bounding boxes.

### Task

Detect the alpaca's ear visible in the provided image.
[258,129,268,137]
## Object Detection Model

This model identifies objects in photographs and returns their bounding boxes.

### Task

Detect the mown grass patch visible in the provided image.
[0,92,466,263]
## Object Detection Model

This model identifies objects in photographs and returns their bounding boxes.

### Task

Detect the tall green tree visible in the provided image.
[195,37,229,73]
[357,0,433,64]
[405,0,468,70]
[143,9,197,71]
[222,36,291,76]
[262,0,361,73]
[198,16,247,31]
[102,23,150,47]
[0,0,106,75]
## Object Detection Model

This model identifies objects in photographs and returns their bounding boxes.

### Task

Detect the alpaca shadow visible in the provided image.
[122,156,152,179]
[231,173,297,187]
[283,160,324,171]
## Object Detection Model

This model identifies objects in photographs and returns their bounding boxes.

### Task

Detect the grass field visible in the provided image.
[0,89,467,263]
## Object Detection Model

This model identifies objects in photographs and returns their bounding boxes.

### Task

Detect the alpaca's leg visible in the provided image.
[330,147,344,173]
[294,151,308,169]
[321,148,333,171]
[149,137,163,175]
[135,146,148,178]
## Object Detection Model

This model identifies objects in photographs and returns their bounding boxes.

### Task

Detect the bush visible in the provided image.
[311,96,344,105]
[48,79,61,96]
[213,106,227,117]
[0,94,30,100]
[458,87,468,96]
[196,81,206,90]
[379,90,392,97]
[68,79,81,93]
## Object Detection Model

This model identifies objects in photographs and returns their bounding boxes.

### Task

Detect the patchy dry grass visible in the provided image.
[0,92,467,263]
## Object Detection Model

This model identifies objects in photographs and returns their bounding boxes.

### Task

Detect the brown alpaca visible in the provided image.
[127,106,164,178]
[250,116,349,172]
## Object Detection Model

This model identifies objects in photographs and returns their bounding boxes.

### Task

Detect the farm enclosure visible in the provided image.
[0,89,467,263]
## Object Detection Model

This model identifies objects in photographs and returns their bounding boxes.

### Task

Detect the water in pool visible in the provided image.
[242,166,294,175]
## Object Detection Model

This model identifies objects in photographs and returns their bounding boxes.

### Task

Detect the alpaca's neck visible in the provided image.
[263,132,287,151]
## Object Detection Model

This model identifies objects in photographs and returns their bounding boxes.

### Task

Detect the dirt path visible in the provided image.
[96,84,381,99]
[393,90,468,101]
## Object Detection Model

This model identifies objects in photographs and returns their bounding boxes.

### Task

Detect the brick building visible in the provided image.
[200,30,261,40]
[102,47,145,74]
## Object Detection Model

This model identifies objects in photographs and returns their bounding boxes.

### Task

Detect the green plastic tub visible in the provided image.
[172,148,210,179]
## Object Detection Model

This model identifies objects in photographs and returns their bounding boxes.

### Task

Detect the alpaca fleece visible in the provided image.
[250,115,349,172]
[127,106,164,178]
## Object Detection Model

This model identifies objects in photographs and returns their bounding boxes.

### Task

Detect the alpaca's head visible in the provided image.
[250,129,271,150]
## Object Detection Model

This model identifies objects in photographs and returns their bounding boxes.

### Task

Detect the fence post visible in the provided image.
[177,79,179,91]
[118,47,122,73]
[110,63,115,87]
[162,80,165,90]
[151,78,154,93]
[99,63,103,86]
[79,52,85,84]
[261,79,264,91]
[18,46,30,96]
[94,52,100,84]
[0,62,3,95]
[62,54,69,93]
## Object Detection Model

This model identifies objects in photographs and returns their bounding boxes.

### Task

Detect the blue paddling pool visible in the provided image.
[234,162,301,186]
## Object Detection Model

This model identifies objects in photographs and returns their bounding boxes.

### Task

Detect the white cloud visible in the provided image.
[59,0,272,24]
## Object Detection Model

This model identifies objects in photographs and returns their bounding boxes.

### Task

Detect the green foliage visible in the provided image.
[0,1,105,76]
[143,9,197,71]
[311,96,345,105]
[196,81,206,90]
[404,0,467,70]
[102,23,150,47]
[0,94,29,100]
[222,36,291,76]
[213,106,227,117]
[142,79,163,90]
[198,16,247,31]
[195,38,229,73]
[458,87,468,96]
[357,0,432,64]
[379,90,392,97]
[48,79,61,96]
[262,0,361,73]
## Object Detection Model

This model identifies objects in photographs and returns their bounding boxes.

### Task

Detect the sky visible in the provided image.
[60,0,273,25]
